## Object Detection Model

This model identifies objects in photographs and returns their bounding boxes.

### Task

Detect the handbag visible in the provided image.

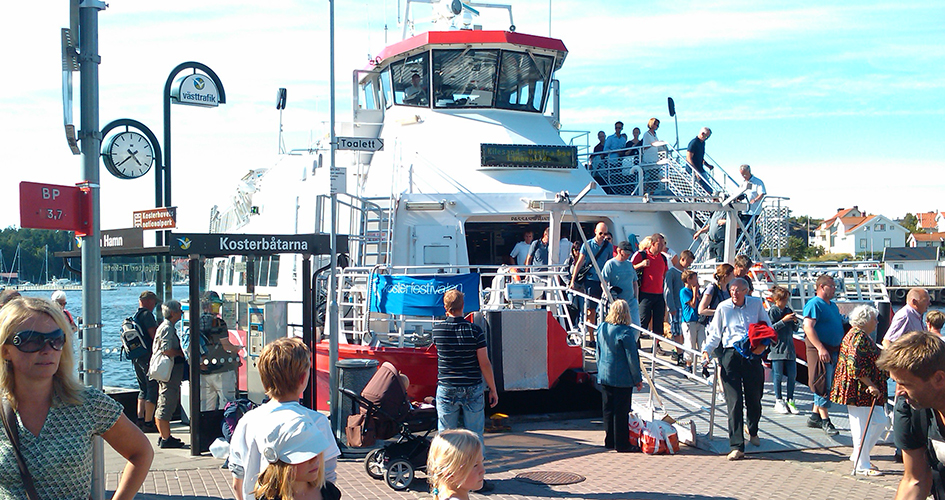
[148,350,173,382]
[1,398,41,500]
[575,242,610,283]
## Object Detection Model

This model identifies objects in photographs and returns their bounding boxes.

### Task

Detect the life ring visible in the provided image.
[893,288,907,302]
[748,263,775,283]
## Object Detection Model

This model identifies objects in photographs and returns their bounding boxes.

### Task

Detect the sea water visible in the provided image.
[18,285,188,389]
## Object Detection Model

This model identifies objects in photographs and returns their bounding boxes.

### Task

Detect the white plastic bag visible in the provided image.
[209,437,230,459]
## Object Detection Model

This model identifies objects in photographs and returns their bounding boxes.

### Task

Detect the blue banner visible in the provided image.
[370,273,481,316]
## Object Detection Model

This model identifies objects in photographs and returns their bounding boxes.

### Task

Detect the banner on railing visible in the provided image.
[370,273,481,316]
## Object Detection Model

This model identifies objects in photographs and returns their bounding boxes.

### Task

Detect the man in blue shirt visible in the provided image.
[569,222,615,339]
[601,241,640,328]
[603,121,627,161]
[802,275,845,436]
[702,278,771,460]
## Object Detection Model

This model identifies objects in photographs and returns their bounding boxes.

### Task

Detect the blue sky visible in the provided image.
[1,1,942,232]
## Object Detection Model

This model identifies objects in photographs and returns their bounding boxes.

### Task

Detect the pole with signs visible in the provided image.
[78,2,107,499]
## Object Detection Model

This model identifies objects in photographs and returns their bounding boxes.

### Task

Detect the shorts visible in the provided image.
[133,357,159,404]
[156,361,185,421]
[585,280,603,300]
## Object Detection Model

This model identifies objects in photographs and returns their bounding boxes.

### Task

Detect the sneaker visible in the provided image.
[727,449,745,461]
[140,421,158,433]
[807,413,823,429]
[476,479,495,493]
[822,419,839,437]
[786,400,800,414]
[158,436,186,449]
[774,399,789,414]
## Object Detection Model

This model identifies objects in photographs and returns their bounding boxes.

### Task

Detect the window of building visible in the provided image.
[859,238,867,249]
[874,223,885,231]
[432,49,499,108]
[884,238,892,247]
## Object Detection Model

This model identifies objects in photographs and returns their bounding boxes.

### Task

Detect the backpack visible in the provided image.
[221,399,258,442]
[120,316,150,360]
[697,283,724,326]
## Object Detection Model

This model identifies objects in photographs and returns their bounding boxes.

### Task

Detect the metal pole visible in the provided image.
[188,257,201,456]
[302,255,314,409]
[328,0,342,440]
[79,2,106,499]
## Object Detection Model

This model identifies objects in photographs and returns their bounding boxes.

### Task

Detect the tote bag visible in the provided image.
[148,351,173,382]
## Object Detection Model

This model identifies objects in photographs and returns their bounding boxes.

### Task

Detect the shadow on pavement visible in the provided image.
[476,479,738,499]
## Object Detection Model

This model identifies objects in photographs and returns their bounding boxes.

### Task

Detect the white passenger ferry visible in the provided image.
[205,0,885,410]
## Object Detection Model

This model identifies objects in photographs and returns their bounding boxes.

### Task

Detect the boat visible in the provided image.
[203,0,885,411]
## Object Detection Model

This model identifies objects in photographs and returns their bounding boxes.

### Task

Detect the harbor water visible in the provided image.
[17,285,188,389]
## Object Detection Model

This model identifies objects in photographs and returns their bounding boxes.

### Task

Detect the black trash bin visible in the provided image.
[336,358,380,440]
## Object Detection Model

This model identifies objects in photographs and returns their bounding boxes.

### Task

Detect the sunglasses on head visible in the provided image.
[8,329,66,353]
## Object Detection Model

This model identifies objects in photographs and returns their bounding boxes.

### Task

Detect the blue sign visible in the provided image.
[370,273,481,316]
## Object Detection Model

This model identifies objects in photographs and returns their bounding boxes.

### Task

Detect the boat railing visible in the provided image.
[333,264,580,346]
[314,193,393,266]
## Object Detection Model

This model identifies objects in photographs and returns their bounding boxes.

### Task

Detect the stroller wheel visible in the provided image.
[385,458,414,491]
[364,448,385,480]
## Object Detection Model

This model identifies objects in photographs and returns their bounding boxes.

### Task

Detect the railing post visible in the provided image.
[707,362,719,440]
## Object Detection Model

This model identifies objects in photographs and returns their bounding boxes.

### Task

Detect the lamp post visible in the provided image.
[163,62,225,457]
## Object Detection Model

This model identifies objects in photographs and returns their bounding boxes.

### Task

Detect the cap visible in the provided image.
[51,290,67,302]
[616,241,633,252]
[203,291,224,304]
[259,414,333,465]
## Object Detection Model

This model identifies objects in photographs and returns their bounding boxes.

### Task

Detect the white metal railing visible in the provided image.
[332,264,580,346]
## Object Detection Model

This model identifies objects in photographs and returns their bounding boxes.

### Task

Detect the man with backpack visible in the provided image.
[182,291,242,411]
[131,291,159,432]
[569,222,615,341]
[632,233,669,345]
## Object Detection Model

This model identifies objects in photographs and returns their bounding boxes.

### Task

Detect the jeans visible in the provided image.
[771,360,797,401]
[436,382,486,442]
[813,351,839,409]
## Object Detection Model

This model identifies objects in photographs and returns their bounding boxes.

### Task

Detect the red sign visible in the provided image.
[133,207,177,230]
[19,182,91,235]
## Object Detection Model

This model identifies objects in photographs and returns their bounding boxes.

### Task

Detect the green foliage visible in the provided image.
[807,252,853,262]
[0,227,75,283]
[901,213,922,234]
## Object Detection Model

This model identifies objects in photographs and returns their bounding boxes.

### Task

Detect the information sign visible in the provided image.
[133,207,177,230]
[19,181,91,235]
[336,137,384,152]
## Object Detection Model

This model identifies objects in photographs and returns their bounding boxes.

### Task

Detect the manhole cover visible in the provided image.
[515,471,586,485]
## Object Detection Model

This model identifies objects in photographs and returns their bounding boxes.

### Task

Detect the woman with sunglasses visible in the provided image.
[0,297,153,499]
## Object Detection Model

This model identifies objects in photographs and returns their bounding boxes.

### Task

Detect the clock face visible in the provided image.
[103,131,154,179]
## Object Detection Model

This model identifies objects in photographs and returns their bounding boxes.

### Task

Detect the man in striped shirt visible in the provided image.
[433,289,499,440]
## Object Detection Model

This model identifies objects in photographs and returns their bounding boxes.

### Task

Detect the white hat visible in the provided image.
[259,414,334,465]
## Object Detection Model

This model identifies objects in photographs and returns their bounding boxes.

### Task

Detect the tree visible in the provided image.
[785,236,808,261]
[901,213,922,234]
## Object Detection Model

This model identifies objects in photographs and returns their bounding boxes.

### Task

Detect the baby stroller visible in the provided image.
[342,362,437,491]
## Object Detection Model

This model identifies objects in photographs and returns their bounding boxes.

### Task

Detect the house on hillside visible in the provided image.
[812,207,908,255]
[909,232,945,247]
[883,246,944,289]
[916,211,945,233]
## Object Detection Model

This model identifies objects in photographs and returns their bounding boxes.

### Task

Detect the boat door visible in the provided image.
[412,225,458,271]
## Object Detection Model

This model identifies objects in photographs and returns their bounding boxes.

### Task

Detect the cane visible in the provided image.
[851,396,879,476]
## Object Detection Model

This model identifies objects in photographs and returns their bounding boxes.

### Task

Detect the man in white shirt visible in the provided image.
[702,277,771,461]
[509,230,534,266]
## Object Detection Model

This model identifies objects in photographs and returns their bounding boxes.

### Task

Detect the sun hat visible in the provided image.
[259,414,334,465]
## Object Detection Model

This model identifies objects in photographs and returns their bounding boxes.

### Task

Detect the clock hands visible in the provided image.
[127,148,143,166]
[115,155,133,167]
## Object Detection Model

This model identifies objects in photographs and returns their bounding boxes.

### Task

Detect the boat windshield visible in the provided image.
[495,51,553,112]
[391,53,430,107]
[432,49,499,108]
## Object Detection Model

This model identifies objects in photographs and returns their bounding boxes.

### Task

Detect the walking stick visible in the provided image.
[851,396,879,476]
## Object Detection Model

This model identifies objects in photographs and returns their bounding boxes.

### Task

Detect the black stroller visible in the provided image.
[342,362,437,491]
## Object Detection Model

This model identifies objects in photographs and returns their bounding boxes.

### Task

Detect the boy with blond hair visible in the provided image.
[228,337,340,500]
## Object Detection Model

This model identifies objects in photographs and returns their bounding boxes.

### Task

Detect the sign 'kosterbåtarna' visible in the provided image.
[168,232,342,256]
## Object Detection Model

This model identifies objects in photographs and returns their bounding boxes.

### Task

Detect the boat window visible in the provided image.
[380,68,393,109]
[256,257,269,287]
[227,257,236,286]
[432,49,499,108]
[495,52,553,112]
[361,79,377,110]
[391,53,429,107]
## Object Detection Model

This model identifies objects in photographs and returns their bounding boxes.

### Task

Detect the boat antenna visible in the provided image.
[668,97,679,149]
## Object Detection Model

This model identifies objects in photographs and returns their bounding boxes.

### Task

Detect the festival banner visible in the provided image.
[370,273,481,316]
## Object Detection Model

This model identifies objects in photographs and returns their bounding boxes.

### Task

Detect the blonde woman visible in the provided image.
[252,413,340,500]
[426,429,485,500]
[595,299,644,452]
[0,297,152,499]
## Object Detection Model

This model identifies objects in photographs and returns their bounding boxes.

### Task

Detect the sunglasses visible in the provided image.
[8,329,66,353]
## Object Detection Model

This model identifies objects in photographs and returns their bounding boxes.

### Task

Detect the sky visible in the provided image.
[1,0,943,234]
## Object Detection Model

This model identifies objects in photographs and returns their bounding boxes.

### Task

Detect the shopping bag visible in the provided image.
[640,418,680,455]
[147,351,173,382]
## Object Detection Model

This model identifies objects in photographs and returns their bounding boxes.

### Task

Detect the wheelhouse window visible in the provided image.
[432,49,498,108]
[495,52,553,112]
[392,53,429,107]
[380,69,393,109]
[361,79,377,110]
